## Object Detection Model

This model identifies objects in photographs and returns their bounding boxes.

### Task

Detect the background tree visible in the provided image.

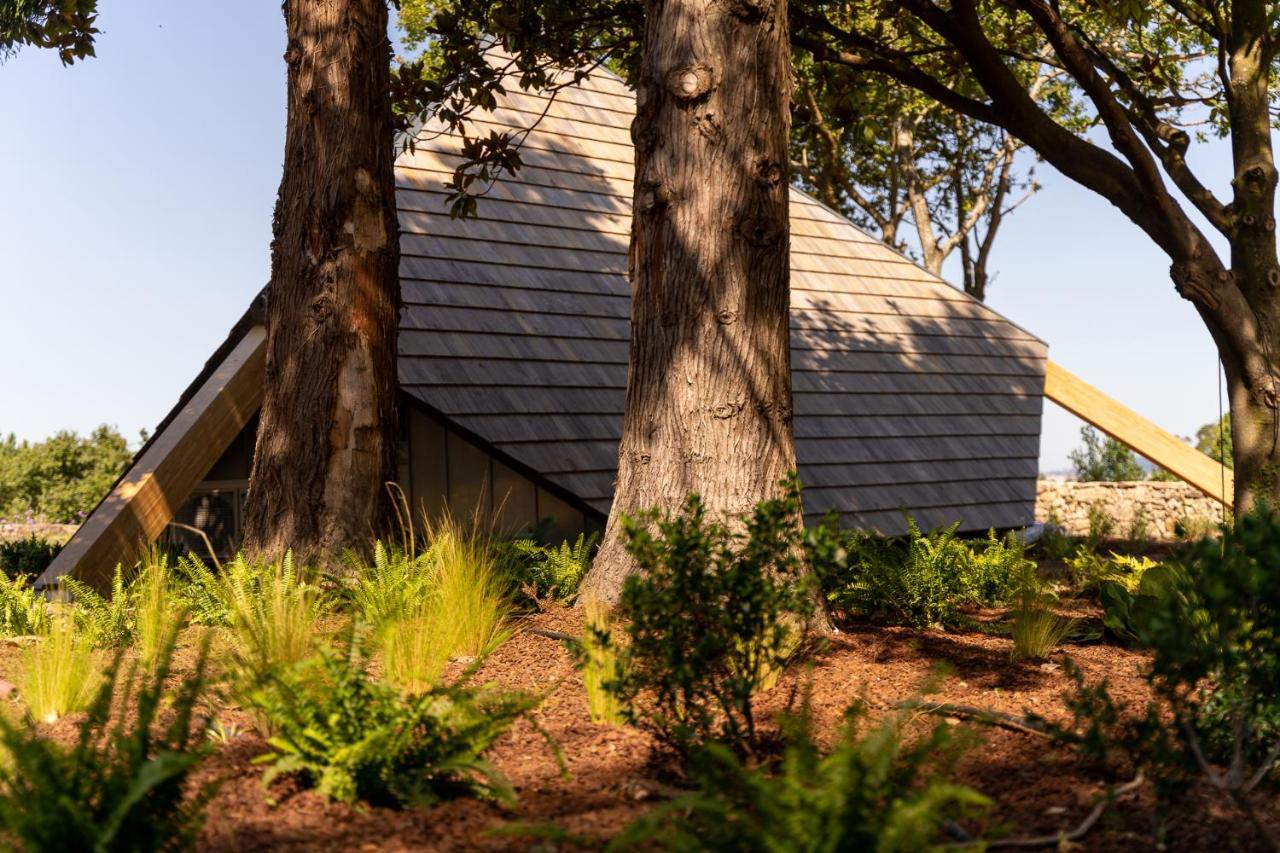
[787,1,1280,511]
[241,0,401,564]
[0,0,97,63]
[0,426,134,523]
[1197,414,1234,469]
[1068,426,1145,482]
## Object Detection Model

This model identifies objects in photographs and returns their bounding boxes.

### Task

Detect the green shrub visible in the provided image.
[1069,426,1144,482]
[173,554,232,627]
[246,633,536,807]
[1086,501,1115,545]
[1034,513,1075,561]
[603,485,813,758]
[0,626,217,851]
[16,612,104,723]
[219,553,325,683]
[0,534,62,578]
[613,697,990,851]
[827,519,1023,629]
[1174,513,1219,541]
[0,426,134,523]
[0,572,48,636]
[502,532,597,602]
[1043,507,1280,842]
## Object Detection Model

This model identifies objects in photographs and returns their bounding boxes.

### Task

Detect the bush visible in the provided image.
[827,519,1023,629]
[1086,501,1115,545]
[0,534,61,578]
[502,532,597,603]
[0,572,49,636]
[16,612,103,722]
[0,626,217,851]
[247,633,537,807]
[603,485,813,758]
[0,426,134,523]
[613,697,990,851]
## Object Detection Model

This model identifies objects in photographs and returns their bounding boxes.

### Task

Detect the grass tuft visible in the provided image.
[17,613,102,723]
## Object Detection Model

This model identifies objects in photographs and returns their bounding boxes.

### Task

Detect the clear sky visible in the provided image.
[0,3,1229,470]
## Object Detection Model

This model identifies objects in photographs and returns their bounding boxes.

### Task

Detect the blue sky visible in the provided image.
[0,2,1228,470]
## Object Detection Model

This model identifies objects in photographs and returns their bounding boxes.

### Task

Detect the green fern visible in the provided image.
[0,572,49,636]
[64,564,134,648]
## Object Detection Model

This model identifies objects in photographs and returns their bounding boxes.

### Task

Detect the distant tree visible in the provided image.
[1196,415,1233,470]
[0,0,98,64]
[1069,426,1144,482]
[0,426,132,523]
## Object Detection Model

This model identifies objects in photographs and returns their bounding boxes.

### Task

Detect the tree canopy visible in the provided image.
[1069,426,1145,482]
[0,426,134,523]
[0,0,98,64]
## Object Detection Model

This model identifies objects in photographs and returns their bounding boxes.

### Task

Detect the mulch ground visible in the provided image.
[2,603,1276,851]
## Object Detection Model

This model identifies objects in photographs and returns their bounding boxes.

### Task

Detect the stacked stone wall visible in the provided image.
[1035,480,1226,540]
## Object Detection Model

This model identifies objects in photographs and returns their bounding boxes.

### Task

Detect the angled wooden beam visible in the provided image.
[1043,359,1233,509]
[39,326,267,591]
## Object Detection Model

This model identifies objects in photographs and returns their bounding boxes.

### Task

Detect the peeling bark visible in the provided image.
[241,0,400,563]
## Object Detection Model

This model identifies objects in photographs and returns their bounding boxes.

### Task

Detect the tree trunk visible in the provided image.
[241,0,400,564]
[578,0,802,603]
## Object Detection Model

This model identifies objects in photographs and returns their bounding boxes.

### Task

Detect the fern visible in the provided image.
[0,572,48,636]
[64,564,134,648]
[173,554,231,627]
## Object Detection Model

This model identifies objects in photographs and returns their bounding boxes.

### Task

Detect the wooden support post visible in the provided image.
[38,326,268,590]
[1043,360,1233,509]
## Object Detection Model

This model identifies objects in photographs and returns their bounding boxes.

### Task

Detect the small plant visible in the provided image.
[64,563,134,648]
[0,625,218,850]
[1035,513,1075,561]
[380,595,456,693]
[966,528,1032,603]
[426,514,512,658]
[578,598,627,725]
[1085,500,1115,546]
[16,612,103,723]
[246,632,537,807]
[0,571,48,636]
[603,482,813,758]
[613,695,990,851]
[1008,564,1076,661]
[219,552,325,683]
[503,532,598,602]
[1127,506,1151,545]
[173,554,232,627]
[0,533,62,578]
[133,557,181,668]
[1174,512,1219,541]
[343,541,433,639]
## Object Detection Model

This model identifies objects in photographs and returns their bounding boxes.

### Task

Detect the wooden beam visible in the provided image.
[1043,359,1233,509]
[39,326,267,591]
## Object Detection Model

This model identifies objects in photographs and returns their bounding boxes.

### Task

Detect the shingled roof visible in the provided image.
[394,68,1047,534]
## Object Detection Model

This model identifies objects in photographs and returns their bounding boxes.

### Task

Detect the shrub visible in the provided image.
[0,572,48,636]
[1127,506,1152,545]
[1085,501,1115,545]
[828,519,1022,629]
[613,697,990,851]
[425,515,512,658]
[247,633,536,807]
[502,532,597,602]
[578,598,626,726]
[0,425,134,523]
[0,626,217,851]
[1008,564,1076,661]
[1043,507,1280,842]
[603,485,813,758]
[1069,426,1144,482]
[0,534,61,578]
[16,613,103,723]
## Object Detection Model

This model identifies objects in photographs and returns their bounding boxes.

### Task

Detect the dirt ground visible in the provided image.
[3,603,1276,851]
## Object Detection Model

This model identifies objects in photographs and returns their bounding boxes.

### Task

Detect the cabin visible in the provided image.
[42,66,1054,589]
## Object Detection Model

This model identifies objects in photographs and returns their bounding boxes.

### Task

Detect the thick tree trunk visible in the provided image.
[241,0,400,563]
[578,0,802,603]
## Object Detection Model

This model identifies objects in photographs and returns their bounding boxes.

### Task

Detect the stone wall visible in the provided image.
[1035,480,1226,541]
[0,522,78,544]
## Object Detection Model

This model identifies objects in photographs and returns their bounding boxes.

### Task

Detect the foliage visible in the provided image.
[341,541,433,639]
[1196,414,1232,469]
[1086,501,1116,544]
[380,593,456,693]
[826,519,1023,628]
[246,633,535,808]
[604,485,813,758]
[0,626,217,851]
[424,513,512,657]
[0,0,98,64]
[1174,513,1220,542]
[0,571,48,636]
[0,426,133,523]
[1097,562,1180,644]
[1034,513,1074,561]
[64,564,134,649]
[613,696,990,851]
[501,532,597,603]
[0,533,61,578]
[172,555,231,628]
[1069,427,1144,483]
[1044,508,1280,840]
[16,612,102,722]
[133,557,180,668]
[577,598,626,726]
[1127,506,1151,545]
[1067,548,1159,595]
[1009,564,1075,661]
[218,553,325,685]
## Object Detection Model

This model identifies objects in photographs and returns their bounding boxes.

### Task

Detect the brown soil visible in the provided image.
[2,606,1275,851]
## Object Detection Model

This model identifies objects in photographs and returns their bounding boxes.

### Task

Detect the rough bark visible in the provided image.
[578,0,803,603]
[241,0,400,563]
